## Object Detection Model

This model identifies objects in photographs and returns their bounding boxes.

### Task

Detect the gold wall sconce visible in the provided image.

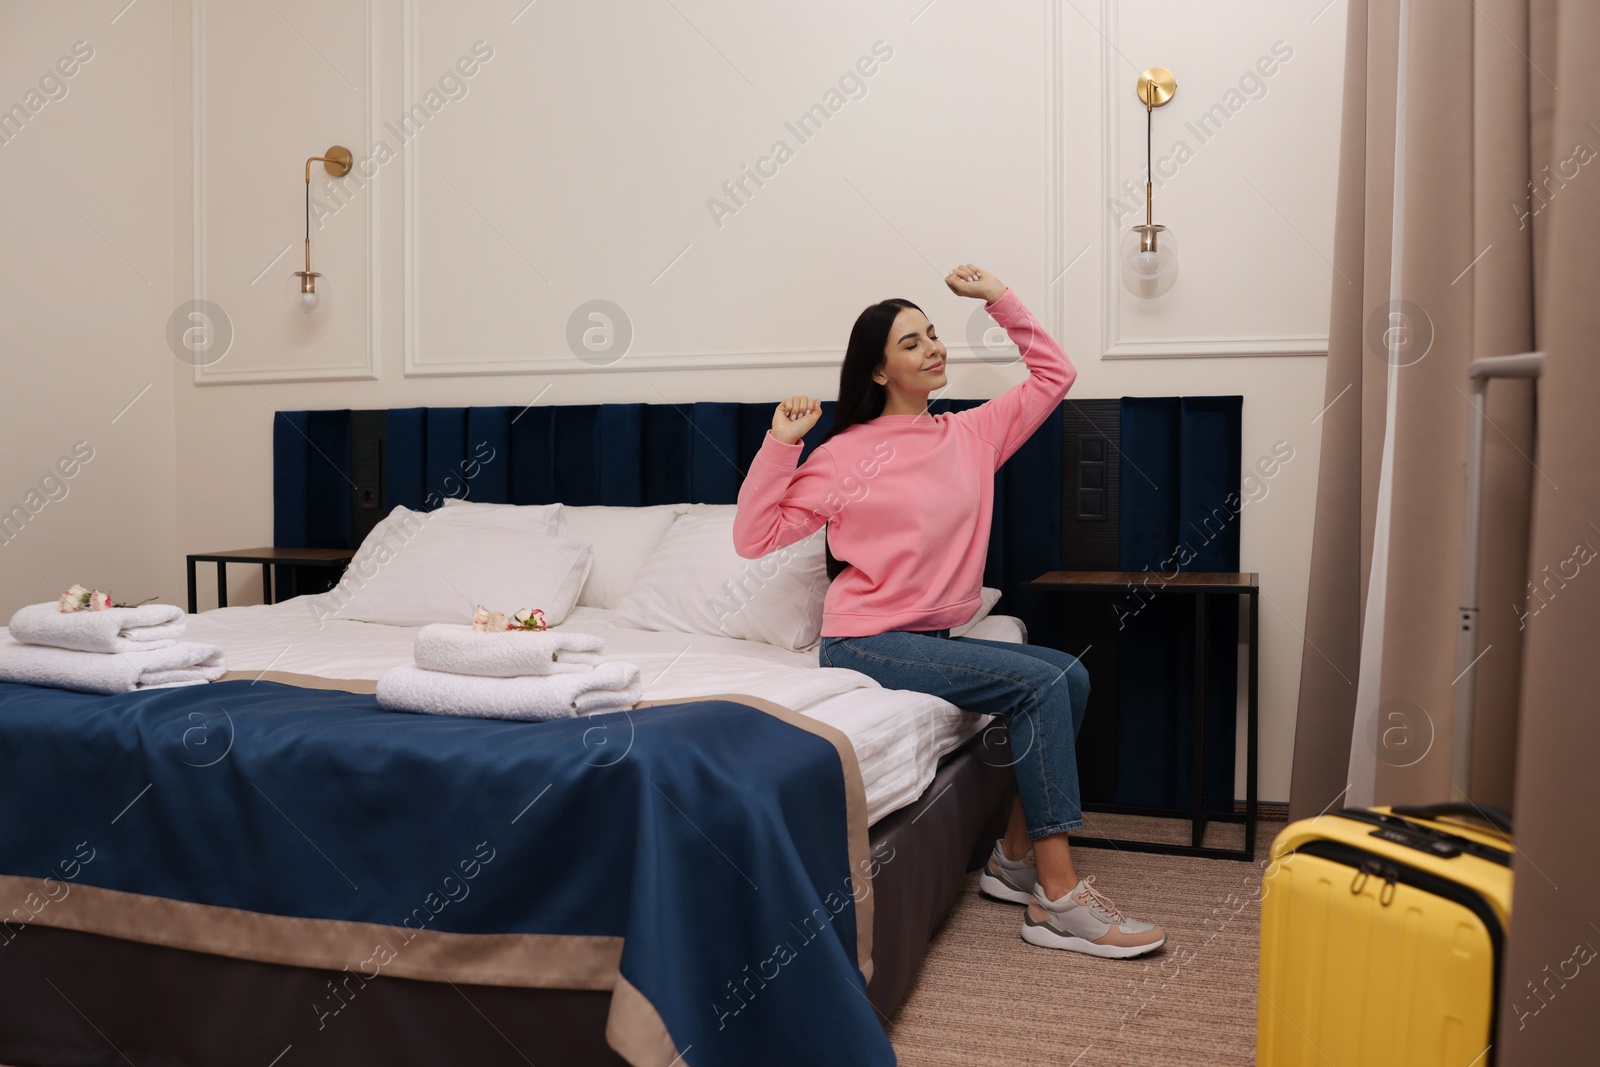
[1122,67,1179,299]
[287,145,352,316]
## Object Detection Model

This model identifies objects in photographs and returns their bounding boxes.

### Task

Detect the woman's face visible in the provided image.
[873,307,948,393]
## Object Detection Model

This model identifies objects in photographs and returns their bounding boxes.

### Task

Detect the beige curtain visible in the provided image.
[1500,2,1600,1060]
[1290,0,1599,1058]
[1290,0,1540,820]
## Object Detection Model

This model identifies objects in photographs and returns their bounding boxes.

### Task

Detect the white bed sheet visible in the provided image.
[183,599,1022,826]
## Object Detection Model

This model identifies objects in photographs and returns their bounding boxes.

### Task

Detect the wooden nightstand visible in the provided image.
[1027,570,1260,861]
[186,548,354,614]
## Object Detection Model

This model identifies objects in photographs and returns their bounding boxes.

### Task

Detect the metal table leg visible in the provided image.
[1246,590,1259,857]
[1192,592,1208,848]
[186,557,197,615]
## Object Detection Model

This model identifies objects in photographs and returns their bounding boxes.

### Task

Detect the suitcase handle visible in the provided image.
[1390,802,1513,835]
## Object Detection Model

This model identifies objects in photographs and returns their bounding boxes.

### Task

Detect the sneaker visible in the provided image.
[1020,875,1166,958]
[977,840,1036,904]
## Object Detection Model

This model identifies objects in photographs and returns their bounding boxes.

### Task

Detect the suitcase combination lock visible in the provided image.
[1350,858,1400,906]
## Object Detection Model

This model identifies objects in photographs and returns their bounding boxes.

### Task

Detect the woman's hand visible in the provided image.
[770,395,823,445]
[945,263,1006,306]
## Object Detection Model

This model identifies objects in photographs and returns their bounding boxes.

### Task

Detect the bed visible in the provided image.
[1,389,1257,1064]
[0,500,1022,1066]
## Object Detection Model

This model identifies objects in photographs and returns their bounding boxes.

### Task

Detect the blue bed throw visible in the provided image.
[0,678,896,1066]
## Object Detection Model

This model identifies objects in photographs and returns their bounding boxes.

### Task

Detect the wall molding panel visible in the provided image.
[191,0,379,384]
[402,0,1071,378]
[1096,0,1336,360]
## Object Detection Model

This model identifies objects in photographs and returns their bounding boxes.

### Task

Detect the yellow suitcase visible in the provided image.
[1257,803,1513,1066]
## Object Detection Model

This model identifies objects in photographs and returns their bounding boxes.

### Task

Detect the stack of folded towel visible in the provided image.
[375,624,641,722]
[0,602,226,694]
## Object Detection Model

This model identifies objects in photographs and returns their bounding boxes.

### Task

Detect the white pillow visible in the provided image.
[438,499,563,533]
[673,503,736,519]
[556,505,684,609]
[950,587,1003,638]
[341,503,562,584]
[611,512,829,652]
[315,505,591,626]
[438,501,715,609]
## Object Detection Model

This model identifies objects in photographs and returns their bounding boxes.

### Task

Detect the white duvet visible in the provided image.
[183,599,1015,826]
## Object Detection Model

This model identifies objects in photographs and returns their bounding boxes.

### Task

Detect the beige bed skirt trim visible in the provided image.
[0,874,620,988]
[217,669,378,693]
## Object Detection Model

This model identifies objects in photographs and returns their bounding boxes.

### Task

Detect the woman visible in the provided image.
[732,265,1166,958]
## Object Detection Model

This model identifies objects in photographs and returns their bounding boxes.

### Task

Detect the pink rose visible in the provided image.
[472,604,491,631]
[89,591,113,611]
[488,611,509,632]
[57,593,79,612]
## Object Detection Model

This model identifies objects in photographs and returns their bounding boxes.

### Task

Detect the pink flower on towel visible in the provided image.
[512,608,548,630]
[470,605,549,632]
[471,605,513,632]
[57,585,157,612]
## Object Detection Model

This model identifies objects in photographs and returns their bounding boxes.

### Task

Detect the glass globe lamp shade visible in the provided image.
[1120,225,1179,299]
[283,270,332,319]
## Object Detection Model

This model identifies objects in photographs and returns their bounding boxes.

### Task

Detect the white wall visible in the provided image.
[3,0,1349,805]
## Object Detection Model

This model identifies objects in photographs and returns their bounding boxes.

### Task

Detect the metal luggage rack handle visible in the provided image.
[1454,352,1544,797]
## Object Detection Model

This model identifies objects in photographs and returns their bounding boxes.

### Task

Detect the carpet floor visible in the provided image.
[886,812,1289,1066]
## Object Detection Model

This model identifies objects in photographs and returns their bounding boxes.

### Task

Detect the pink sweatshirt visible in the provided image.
[732,288,1077,637]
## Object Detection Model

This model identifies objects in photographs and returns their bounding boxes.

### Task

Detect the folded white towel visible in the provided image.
[0,636,226,694]
[413,624,608,678]
[8,602,186,654]
[375,661,642,721]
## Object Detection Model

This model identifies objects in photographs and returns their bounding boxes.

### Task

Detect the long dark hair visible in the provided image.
[817,297,924,581]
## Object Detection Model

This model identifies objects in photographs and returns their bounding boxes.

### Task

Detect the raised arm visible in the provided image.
[946,287,1077,467]
[732,397,839,559]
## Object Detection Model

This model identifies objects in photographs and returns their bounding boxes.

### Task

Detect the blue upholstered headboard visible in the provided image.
[273,397,1247,604]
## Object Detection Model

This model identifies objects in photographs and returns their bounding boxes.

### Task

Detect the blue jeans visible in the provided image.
[818,629,1090,837]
